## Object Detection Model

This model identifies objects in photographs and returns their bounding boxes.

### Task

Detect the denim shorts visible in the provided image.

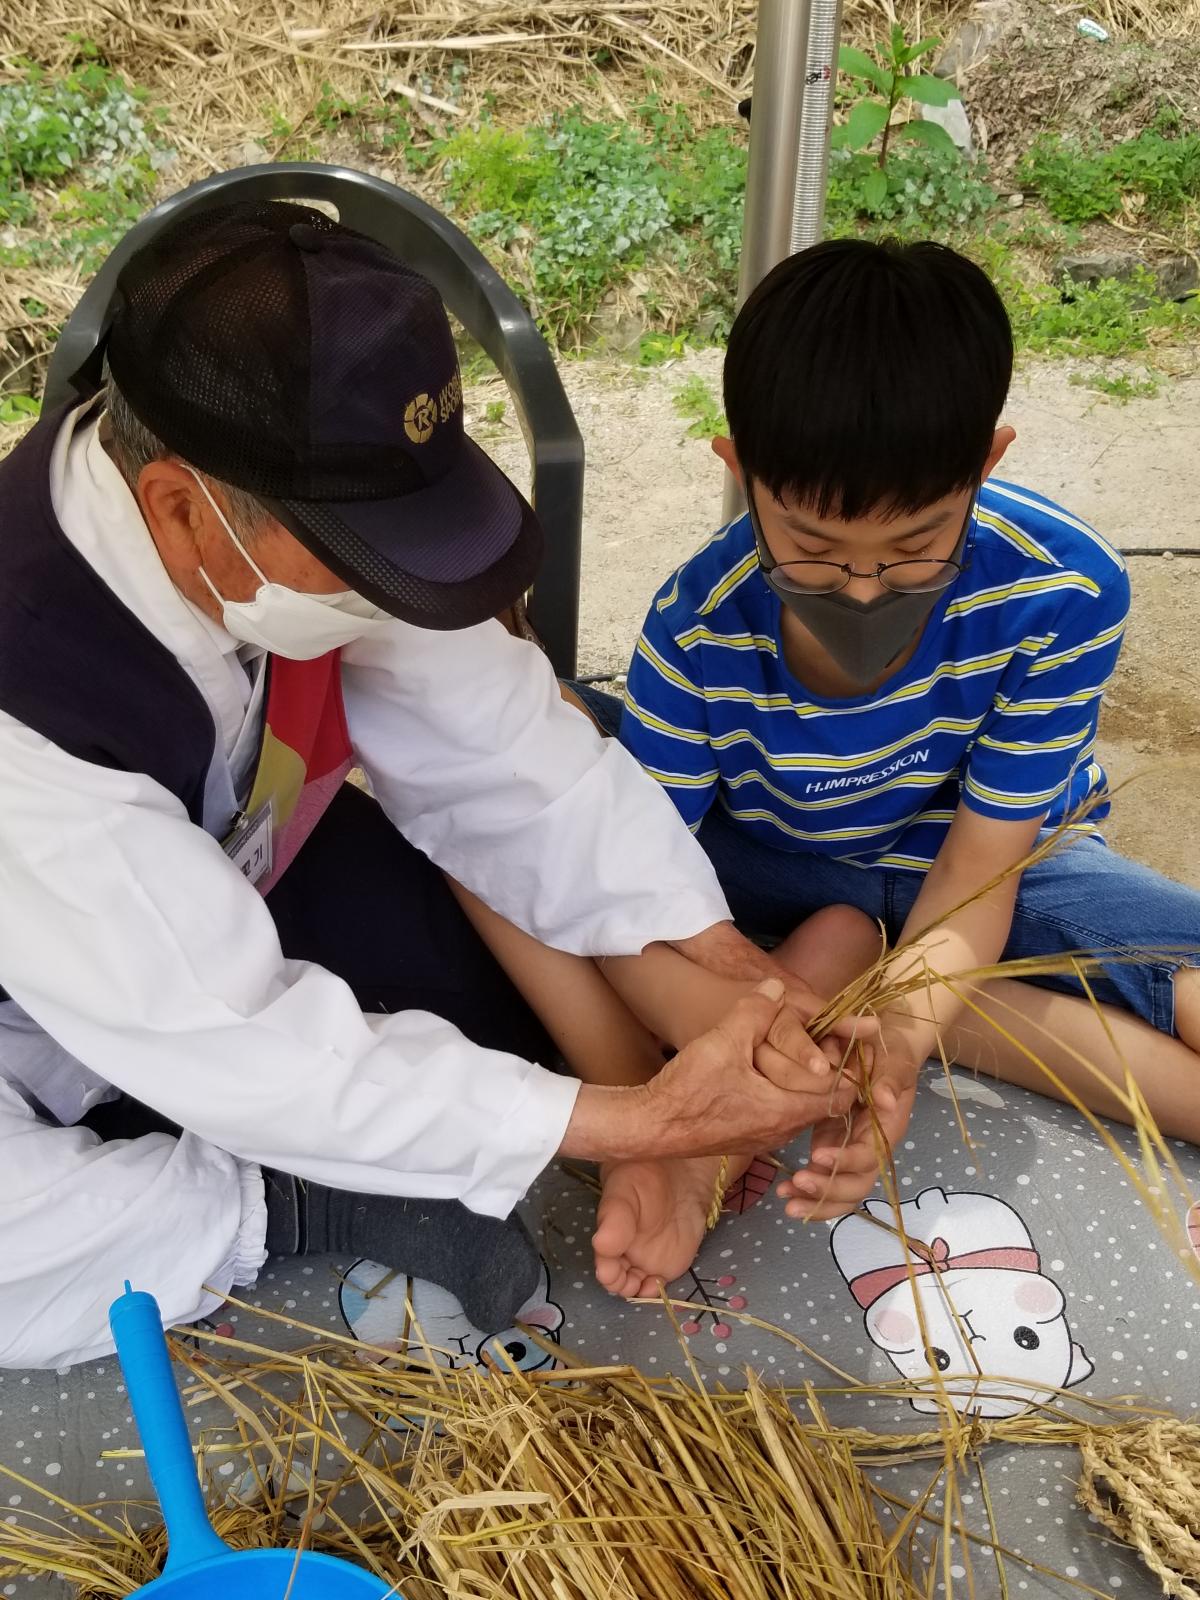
[574,682,1200,1036]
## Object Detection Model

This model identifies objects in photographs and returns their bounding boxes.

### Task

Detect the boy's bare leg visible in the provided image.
[942,972,1200,1145]
[770,912,1200,1155]
[773,905,886,996]
[447,879,664,1087]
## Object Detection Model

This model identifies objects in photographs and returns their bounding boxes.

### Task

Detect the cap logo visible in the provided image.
[403,373,462,445]
[404,393,437,444]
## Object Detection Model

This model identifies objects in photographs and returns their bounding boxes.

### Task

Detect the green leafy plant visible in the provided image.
[834,25,959,210]
[313,80,367,131]
[484,398,506,424]
[1069,368,1160,401]
[0,394,40,424]
[54,161,159,270]
[0,59,159,193]
[1025,271,1200,355]
[827,145,996,230]
[636,330,691,365]
[0,53,171,281]
[378,107,444,169]
[437,106,745,344]
[976,241,1200,359]
[1019,128,1200,223]
[673,376,726,439]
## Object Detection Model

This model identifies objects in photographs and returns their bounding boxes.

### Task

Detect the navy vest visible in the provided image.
[0,406,355,1007]
[0,404,217,821]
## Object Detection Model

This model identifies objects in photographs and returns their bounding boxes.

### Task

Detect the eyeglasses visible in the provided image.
[748,488,976,597]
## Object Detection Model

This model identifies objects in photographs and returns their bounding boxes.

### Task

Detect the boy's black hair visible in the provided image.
[723,238,1013,522]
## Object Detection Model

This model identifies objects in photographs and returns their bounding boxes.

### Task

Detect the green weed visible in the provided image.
[827,146,995,232]
[435,103,746,345]
[1019,128,1200,223]
[673,376,726,439]
[0,46,172,282]
[1023,272,1198,356]
[834,25,959,202]
[0,54,160,216]
[54,161,159,270]
[1068,368,1160,401]
[378,107,444,170]
[484,398,506,424]
[976,243,1200,359]
[314,80,368,132]
[263,105,318,160]
[636,330,692,365]
[0,395,40,424]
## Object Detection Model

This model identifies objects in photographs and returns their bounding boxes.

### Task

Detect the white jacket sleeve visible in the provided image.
[0,1077,266,1369]
[0,712,579,1221]
[340,619,731,956]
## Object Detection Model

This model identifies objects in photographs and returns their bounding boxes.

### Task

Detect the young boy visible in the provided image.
[618,237,1200,1227]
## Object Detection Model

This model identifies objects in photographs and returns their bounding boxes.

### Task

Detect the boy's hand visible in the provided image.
[776,1052,920,1221]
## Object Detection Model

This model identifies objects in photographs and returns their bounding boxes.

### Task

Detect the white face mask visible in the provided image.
[188,469,391,660]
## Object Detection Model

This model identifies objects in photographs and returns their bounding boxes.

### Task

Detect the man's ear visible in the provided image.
[136,458,208,559]
[981,424,1017,483]
[711,434,744,485]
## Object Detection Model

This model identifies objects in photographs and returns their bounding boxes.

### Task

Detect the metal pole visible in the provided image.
[721,0,843,521]
[791,0,845,252]
[733,0,814,313]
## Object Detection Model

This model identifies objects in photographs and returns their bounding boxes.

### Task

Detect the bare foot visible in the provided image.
[592,1154,752,1299]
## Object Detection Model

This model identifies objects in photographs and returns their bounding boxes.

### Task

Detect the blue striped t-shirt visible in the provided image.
[619,480,1130,871]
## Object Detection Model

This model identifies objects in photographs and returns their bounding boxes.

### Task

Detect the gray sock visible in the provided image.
[263,1173,541,1332]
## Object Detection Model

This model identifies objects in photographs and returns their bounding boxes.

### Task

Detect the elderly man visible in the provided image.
[0,201,854,1369]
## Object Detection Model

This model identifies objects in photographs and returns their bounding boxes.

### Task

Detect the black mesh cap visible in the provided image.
[106,200,542,629]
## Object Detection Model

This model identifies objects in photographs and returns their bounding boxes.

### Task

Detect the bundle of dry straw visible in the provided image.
[3,1301,1200,1600]
[0,1311,930,1600]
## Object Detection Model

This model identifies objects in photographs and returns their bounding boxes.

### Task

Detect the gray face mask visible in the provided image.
[748,485,974,689]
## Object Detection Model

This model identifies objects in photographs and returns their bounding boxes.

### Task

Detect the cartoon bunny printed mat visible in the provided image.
[4,1067,1199,1600]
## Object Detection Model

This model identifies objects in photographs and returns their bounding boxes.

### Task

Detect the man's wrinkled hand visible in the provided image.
[645,979,858,1161]
[668,921,878,1072]
[771,970,878,1075]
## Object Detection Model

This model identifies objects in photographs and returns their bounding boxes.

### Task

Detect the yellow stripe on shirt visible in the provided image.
[945,572,1102,619]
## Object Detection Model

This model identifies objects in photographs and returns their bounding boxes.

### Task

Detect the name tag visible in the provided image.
[223,801,274,887]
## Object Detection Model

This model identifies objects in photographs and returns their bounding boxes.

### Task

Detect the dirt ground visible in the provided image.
[470,347,1200,889]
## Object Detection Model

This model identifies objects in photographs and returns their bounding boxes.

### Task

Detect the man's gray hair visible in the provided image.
[102,360,268,538]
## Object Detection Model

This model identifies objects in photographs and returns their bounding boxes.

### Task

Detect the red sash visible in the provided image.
[237,651,353,895]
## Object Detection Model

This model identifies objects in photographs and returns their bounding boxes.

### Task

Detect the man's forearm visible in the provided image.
[557,1082,666,1163]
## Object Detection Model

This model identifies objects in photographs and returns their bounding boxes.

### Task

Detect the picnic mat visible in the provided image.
[3,1065,1199,1600]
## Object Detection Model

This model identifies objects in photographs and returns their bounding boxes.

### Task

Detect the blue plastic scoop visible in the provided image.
[108,1284,396,1599]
